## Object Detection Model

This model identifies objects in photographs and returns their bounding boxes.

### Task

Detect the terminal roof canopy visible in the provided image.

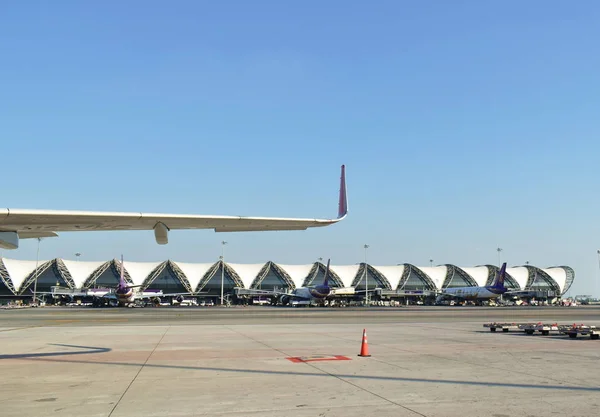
[276,264,314,287]
[61,260,106,288]
[0,258,574,296]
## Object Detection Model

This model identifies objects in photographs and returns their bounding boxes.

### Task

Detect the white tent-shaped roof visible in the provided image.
[0,258,575,295]
[541,267,567,293]
[227,263,265,288]
[2,258,49,292]
[173,262,216,290]
[61,260,108,288]
[123,261,163,286]
[330,265,360,287]
[415,266,448,290]
[371,265,405,289]
[460,267,490,287]
[276,264,314,288]
[507,267,529,289]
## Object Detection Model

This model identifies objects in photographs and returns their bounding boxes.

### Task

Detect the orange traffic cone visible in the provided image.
[358,328,371,357]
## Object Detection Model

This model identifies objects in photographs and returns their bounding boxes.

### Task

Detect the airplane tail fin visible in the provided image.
[323,259,331,286]
[337,165,348,219]
[492,262,507,288]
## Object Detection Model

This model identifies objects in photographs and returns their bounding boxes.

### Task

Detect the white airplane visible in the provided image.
[438,262,509,302]
[33,255,196,307]
[107,255,194,307]
[0,165,348,250]
[276,259,358,306]
[280,259,334,305]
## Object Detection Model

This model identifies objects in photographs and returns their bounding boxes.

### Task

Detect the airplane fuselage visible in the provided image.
[115,287,135,306]
[291,285,331,301]
[442,285,506,300]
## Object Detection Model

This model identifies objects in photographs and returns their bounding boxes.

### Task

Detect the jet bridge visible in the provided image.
[232,287,288,297]
[374,289,439,299]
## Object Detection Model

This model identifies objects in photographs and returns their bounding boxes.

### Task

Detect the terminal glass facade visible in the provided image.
[89,267,121,288]
[148,270,188,294]
[198,266,237,295]
[354,269,386,291]
[254,270,290,291]
[21,266,68,294]
[443,273,472,288]
[399,269,435,291]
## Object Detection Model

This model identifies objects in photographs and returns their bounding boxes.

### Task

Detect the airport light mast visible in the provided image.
[596,250,600,299]
[32,238,41,306]
[220,241,228,306]
[364,244,370,306]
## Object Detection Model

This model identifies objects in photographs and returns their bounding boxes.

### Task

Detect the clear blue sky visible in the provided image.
[2,1,600,296]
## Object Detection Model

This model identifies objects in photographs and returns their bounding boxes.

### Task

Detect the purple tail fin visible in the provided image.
[492,263,507,288]
[323,259,331,286]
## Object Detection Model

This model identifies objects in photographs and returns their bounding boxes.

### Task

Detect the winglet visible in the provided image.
[337,165,348,219]
[323,258,331,286]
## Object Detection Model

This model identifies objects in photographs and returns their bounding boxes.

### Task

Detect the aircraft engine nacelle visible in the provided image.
[0,232,19,250]
[153,222,169,245]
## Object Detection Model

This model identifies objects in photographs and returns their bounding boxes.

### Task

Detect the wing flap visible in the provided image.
[213,225,310,232]
[18,231,59,239]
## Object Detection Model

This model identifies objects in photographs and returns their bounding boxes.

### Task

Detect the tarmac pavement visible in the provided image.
[1,306,599,417]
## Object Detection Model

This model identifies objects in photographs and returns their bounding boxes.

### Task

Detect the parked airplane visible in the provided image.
[437,262,509,302]
[32,255,195,307]
[106,255,193,307]
[277,259,357,306]
[0,165,348,250]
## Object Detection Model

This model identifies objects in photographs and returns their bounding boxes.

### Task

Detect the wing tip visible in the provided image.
[337,164,348,219]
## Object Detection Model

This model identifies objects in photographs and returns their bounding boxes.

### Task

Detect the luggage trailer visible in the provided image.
[484,322,600,339]
[559,324,600,339]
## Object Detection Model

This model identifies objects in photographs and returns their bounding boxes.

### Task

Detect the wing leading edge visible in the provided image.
[0,165,348,249]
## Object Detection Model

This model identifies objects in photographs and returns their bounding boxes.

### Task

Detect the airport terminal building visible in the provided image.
[0,257,574,301]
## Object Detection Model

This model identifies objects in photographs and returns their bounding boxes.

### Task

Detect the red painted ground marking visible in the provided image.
[286,355,351,363]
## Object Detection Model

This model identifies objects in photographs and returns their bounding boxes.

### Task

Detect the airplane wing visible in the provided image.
[283,293,311,300]
[502,290,539,297]
[29,290,55,296]
[0,165,348,249]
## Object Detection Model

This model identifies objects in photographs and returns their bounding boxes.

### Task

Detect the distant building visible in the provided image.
[0,257,574,299]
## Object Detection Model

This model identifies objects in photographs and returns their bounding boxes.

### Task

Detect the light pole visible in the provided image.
[496,248,504,303]
[429,259,433,267]
[596,250,600,300]
[75,252,81,261]
[32,238,41,306]
[363,244,370,306]
[220,241,228,305]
